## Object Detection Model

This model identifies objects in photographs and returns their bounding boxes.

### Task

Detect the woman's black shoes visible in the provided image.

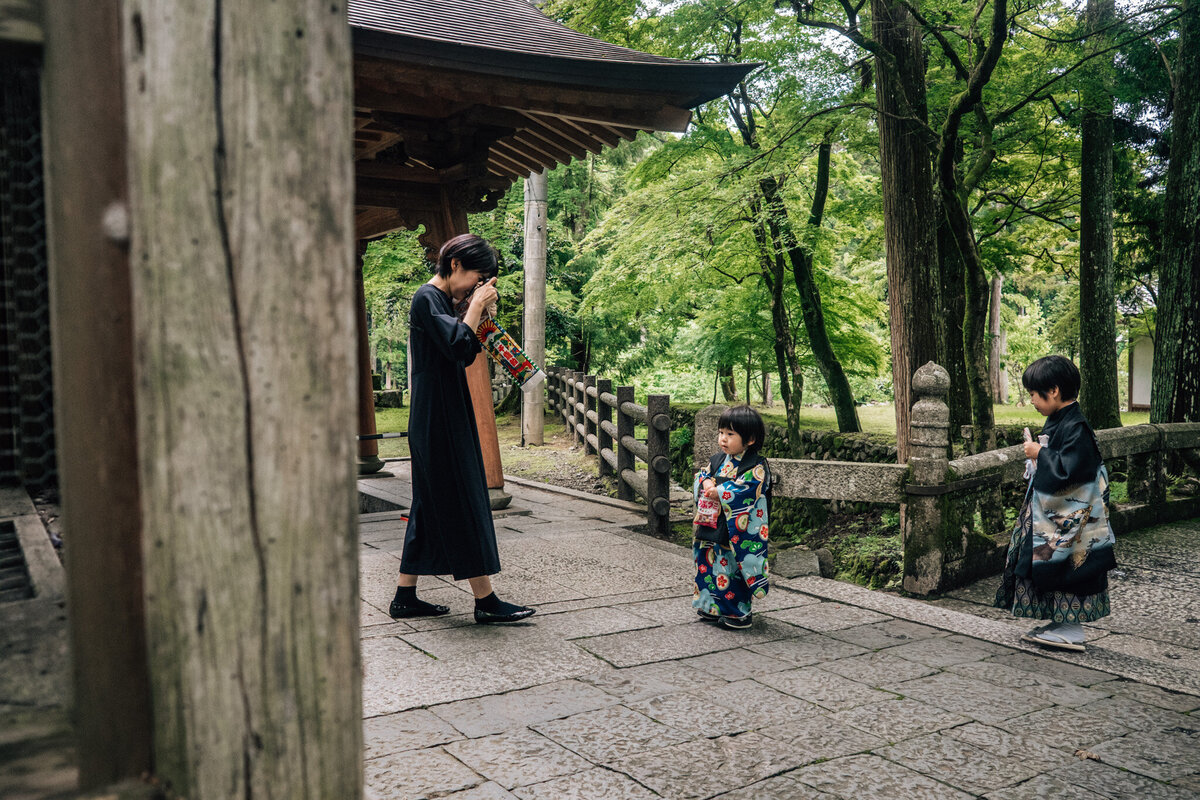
[473,593,535,624]
[474,606,536,624]
[389,598,450,618]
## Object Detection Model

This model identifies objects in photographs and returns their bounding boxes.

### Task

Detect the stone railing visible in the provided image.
[546,367,672,536]
[694,362,1200,596]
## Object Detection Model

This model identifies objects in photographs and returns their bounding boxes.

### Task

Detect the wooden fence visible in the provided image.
[545,367,671,536]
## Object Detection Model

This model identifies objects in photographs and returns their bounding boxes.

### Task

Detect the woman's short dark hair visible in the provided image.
[1022,355,1081,400]
[434,234,499,279]
[718,405,766,456]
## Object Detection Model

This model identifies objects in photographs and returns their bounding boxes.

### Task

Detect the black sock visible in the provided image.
[474,593,527,614]
[394,585,416,604]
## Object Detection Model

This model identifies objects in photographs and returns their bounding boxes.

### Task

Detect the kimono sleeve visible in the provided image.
[1033,417,1102,493]
[411,289,481,365]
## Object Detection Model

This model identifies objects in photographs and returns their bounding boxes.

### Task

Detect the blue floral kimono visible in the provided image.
[995,403,1116,622]
[692,452,771,619]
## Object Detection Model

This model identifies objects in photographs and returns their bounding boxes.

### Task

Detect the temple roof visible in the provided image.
[349,0,752,106]
[347,0,756,238]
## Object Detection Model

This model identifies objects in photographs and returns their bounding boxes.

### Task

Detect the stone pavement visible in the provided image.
[359,464,1200,800]
[924,517,1200,682]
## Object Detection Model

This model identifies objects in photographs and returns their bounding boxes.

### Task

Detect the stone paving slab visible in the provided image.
[429,680,618,738]
[444,727,594,790]
[875,731,1042,794]
[792,753,975,799]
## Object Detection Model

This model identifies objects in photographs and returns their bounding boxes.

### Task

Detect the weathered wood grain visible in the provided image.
[121,1,359,796]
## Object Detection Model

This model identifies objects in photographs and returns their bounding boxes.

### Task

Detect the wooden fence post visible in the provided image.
[616,386,636,502]
[568,370,580,446]
[597,378,614,478]
[584,374,597,455]
[646,394,672,537]
[902,362,951,595]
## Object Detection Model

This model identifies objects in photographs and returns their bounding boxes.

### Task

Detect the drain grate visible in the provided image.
[0,520,33,602]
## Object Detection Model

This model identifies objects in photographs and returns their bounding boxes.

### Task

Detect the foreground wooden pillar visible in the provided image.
[124,1,361,797]
[43,1,152,786]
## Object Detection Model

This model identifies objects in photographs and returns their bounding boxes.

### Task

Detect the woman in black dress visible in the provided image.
[390,234,534,624]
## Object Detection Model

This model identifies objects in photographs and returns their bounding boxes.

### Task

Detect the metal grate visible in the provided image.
[0,58,56,493]
[0,520,32,603]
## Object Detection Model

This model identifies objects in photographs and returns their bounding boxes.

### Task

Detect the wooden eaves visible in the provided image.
[349,0,758,241]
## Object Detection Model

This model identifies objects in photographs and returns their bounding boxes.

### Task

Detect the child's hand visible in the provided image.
[1023,441,1042,459]
[703,481,720,500]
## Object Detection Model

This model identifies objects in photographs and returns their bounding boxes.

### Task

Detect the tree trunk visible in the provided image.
[1078,0,1122,429]
[988,273,1007,404]
[1151,0,1200,423]
[759,161,861,432]
[753,217,803,448]
[718,363,739,403]
[762,372,773,406]
[522,169,548,445]
[938,207,971,438]
[872,0,943,460]
[122,2,361,797]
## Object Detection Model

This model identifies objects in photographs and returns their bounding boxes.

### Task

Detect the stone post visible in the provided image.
[584,374,597,456]
[646,394,672,537]
[902,362,951,595]
[693,404,728,471]
[615,386,635,503]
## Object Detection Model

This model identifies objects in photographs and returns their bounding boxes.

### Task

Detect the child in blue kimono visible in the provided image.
[995,355,1116,651]
[693,405,771,630]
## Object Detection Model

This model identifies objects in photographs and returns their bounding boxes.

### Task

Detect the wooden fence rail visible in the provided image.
[546,367,671,536]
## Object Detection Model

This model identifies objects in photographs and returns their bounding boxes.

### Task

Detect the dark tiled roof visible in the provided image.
[348,0,754,107]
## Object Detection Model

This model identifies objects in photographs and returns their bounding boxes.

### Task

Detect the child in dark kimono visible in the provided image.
[693,406,771,631]
[995,355,1116,651]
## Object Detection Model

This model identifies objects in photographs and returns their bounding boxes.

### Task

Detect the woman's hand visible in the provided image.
[461,277,498,331]
[469,277,498,312]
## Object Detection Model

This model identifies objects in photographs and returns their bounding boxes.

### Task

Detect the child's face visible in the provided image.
[1030,387,1067,417]
[718,426,752,457]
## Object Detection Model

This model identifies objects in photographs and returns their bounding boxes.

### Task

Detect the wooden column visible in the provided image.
[43,0,152,786]
[522,169,547,446]
[356,243,384,474]
[121,1,361,797]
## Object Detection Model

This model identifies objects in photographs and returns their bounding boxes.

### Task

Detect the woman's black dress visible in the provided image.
[398,283,500,580]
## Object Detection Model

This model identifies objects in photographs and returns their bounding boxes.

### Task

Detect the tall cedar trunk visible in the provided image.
[937,201,971,437]
[762,149,863,432]
[1079,0,1122,429]
[1151,0,1200,423]
[872,0,943,461]
[752,209,804,450]
[121,0,361,796]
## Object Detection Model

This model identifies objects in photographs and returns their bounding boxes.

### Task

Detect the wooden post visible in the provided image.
[570,370,583,446]
[584,374,597,455]
[597,378,614,478]
[646,394,672,537]
[615,386,635,502]
[120,1,361,797]
[43,0,152,785]
[356,245,384,473]
[522,169,547,446]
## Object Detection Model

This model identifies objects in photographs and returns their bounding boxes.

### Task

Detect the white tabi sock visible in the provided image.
[1045,622,1085,644]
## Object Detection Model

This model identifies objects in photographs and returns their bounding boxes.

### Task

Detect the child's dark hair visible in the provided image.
[1022,355,1081,401]
[434,233,499,280]
[718,405,766,456]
